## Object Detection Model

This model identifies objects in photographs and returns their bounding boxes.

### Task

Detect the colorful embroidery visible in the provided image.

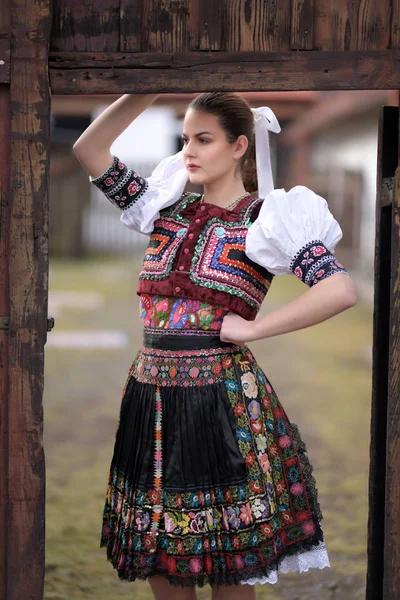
[101,342,324,585]
[290,240,348,287]
[191,219,273,309]
[132,343,242,387]
[139,294,229,330]
[90,156,148,211]
[149,385,163,544]
[139,221,189,279]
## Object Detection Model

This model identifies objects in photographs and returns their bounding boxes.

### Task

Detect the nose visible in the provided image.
[182,140,195,160]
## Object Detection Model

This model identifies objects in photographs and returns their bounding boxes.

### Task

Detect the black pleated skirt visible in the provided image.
[100,330,330,587]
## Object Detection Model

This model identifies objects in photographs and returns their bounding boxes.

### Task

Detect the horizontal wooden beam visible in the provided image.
[49,50,400,94]
[0,40,10,84]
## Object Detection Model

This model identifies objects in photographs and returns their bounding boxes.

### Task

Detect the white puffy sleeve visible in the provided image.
[89,151,188,235]
[245,185,348,287]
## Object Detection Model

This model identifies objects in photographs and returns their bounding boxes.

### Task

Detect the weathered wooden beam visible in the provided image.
[366,106,398,600]
[0,39,10,83]
[120,0,142,52]
[51,0,120,52]
[8,0,51,597]
[291,0,314,50]
[314,0,391,51]
[225,0,291,51]
[393,0,400,49]
[49,49,400,93]
[385,126,400,599]
[0,83,10,600]
[0,3,11,599]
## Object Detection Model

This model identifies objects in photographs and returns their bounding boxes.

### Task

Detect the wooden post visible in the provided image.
[0,82,10,600]
[6,0,51,597]
[0,5,11,600]
[366,106,399,600]
[384,110,400,600]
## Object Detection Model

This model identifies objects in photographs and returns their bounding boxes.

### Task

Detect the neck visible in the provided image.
[202,175,247,208]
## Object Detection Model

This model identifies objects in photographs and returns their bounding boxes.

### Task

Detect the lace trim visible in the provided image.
[240,541,330,585]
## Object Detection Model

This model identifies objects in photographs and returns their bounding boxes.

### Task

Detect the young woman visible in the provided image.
[73,92,357,600]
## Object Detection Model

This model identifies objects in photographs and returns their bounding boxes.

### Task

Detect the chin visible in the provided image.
[188,173,206,185]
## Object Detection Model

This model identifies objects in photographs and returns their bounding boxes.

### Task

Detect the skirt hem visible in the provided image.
[99,529,327,588]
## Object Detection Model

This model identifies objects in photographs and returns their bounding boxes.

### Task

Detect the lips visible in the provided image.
[187,164,200,170]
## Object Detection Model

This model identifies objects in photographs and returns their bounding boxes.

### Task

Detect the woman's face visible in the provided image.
[181,109,248,187]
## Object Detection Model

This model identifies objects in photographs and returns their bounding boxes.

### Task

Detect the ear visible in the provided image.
[232,134,249,160]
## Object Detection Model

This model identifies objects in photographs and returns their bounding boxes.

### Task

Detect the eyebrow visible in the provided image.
[181,131,213,137]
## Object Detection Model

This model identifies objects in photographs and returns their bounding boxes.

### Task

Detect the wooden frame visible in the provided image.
[1,1,400,599]
[366,106,400,600]
[0,1,51,599]
[49,50,400,93]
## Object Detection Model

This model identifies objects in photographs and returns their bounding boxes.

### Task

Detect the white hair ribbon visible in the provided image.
[251,107,281,199]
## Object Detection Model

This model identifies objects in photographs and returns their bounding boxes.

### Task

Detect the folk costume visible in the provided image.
[90,107,347,588]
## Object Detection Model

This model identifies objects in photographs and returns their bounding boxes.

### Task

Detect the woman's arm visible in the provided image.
[220,273,358,344]
[73,93,159,179]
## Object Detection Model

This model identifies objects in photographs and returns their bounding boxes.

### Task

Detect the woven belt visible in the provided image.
[142,330,237,351]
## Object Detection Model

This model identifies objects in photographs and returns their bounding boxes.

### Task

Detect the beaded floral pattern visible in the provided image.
[290,240,348,286]
[90,156,148,211]
[101,345,324,585]
[139,294,229,331]
[190,219,273,309]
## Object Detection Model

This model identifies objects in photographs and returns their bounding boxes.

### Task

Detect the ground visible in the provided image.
[44,256,372,600]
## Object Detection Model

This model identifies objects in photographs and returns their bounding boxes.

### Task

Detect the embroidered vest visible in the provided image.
[137,193,274,320]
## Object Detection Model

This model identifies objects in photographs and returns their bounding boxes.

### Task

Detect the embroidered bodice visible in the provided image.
[90,154,348,321]
[140,293,229,331]
[135,191,275,320]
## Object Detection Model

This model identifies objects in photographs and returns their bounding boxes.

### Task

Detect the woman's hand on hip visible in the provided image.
[219,312,256,345]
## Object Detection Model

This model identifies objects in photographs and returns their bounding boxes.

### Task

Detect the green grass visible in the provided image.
[44,257,372,599]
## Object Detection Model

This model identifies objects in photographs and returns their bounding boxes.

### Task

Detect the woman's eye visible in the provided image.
[181,138,208,145]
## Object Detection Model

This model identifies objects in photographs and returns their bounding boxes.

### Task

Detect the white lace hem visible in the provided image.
[240,542,331,586]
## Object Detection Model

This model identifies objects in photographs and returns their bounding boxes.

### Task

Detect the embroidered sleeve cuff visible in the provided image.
[90,155,149,211]
[290,240,348,287]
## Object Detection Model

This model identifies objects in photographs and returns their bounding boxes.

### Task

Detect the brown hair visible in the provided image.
[186,92,257,193]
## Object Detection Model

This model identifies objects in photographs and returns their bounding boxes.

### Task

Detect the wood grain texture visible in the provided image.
[385,152,400,600]
[8,0,51,597]
[49,49,400,93]
[366,106,398,600]
[120,0,191,52]
[392,0,400,48]
[314,0,391,51]
[50,0,120,52]
[48,0,398,53]
[0,84,10,600]
[0,11,10,600]
[224,0,291,51]
[0,39,10,83]
[291,0,314,49]
[197,0,227,50]
[120,0,142,52]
